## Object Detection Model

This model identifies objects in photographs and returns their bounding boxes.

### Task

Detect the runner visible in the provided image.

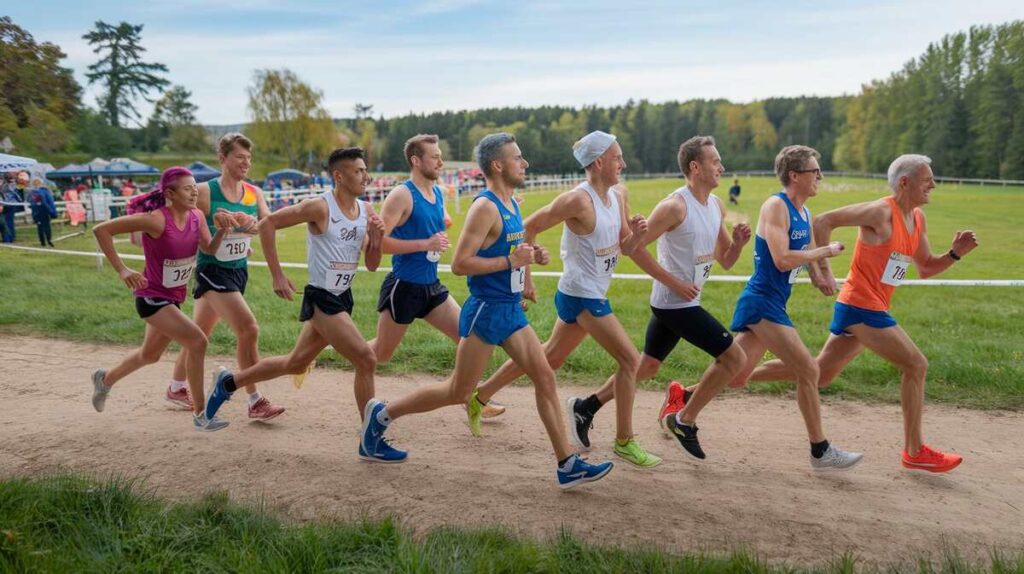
[563,136,753,463]
[90,166,249,431]
[203,148,385,446]
[165,133,285,421]
[368,134,503,418]
[465,131,660,468]
[749,154,977,473]
[718,145,863,471]
[360,133,614,488]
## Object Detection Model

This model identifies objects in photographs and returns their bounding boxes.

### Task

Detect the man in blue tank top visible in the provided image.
[464,131,662,469]
[724,145,863,471]
[360,133,614,488]
[368,134,504,419]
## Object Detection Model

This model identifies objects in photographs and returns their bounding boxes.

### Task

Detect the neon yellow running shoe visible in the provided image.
[613,438,663,468]
[291,360,315,389]
[467,390,484,437]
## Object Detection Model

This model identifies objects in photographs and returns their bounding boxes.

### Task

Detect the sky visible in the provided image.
[7,0,1024,125]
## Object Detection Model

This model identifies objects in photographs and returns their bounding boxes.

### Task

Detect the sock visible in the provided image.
[475,395,488,407]
[169,379,186,392]
[558,454,575,469]
[376,406,392,427]
[581,394,603,416]
[811,439,830,459]
[247,392,261,406]
[223,375,238,393]
[683,388,694,403]
[674,412,695,430]
[615,438,630,447]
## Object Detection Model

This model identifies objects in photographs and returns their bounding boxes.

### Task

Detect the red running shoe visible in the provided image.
[901,444,963,473]
[248,397,286,421]
[658,381,687,431]
[165,385,193,411]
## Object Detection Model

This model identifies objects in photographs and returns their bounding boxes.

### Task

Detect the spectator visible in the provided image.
[728,177,741,205]
[28,178,58,247]
[2,174,25,242]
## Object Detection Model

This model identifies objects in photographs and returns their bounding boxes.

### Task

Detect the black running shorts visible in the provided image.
[376,272,450,325]
[643,305,734,361]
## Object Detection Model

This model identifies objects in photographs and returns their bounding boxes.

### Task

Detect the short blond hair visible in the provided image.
[774,145,820,186]
[404,134,439,167]
[218,132,252,156]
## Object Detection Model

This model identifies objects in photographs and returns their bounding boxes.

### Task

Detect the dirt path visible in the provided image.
[2,335,1021,567]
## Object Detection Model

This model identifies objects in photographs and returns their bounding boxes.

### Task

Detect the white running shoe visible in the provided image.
[91,369,109,412]
[810,444,864,471]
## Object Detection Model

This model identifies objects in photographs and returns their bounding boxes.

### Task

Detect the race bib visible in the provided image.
[325,261,358,294]
[162,256,196,288]
[881,252,913,287]
[694,258,715,288]
[215,233,251,262]
[788,265,803,284]
[426,250,441,263]
[510,266,526,293]
[594,245,620,277]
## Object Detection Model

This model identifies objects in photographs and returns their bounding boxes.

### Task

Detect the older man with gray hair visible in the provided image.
[750,153,978,473]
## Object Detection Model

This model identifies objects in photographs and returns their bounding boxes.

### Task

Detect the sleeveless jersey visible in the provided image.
[135,206,201,303]
[390,179,445,284]
[306,191,367,294]
[650,186,722,309]
[557,182,621,299]
[838,196,923,311]
[467,190,525,303]
[745,192,810,303]
[196,178,260,269]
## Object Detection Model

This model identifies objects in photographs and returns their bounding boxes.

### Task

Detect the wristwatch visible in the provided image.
[947,249,961,261]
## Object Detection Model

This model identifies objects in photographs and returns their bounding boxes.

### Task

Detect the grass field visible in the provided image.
[0,474,1018,573]
[1,176,1022,409]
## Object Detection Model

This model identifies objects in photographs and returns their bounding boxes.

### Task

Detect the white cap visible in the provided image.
[572,131,617,168]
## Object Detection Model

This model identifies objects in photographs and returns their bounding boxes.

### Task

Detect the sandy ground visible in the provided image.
[1,335,1022,567]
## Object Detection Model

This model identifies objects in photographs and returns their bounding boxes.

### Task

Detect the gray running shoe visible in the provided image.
[193,412,230,432]
[91,369,109,412]
[810,444,864,471]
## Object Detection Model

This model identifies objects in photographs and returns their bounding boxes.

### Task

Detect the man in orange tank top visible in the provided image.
[750,154,978,473]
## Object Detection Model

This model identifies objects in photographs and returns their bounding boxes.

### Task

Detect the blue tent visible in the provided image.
[0,153,37,172]
[46,163,94,178]
[98,158,160,177]
[265,168,309,187]
[188,161,221,183]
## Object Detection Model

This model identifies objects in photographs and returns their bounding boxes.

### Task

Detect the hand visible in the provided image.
[532,244,550,265]
[672,280,700,302]
[444,212,453,229]
[627,214,648,236]
[732,223,752,247]
[119,267,147,290]
[814,272,838,296]
[521,277,537,310]
[232,211,259,234]
[951,230,978,258]
[425,231,450,252]
[826,241,844,257]
[212,210,234,230]
[367,213,385,240]
[272,273,296,301]
[508,243,534,268]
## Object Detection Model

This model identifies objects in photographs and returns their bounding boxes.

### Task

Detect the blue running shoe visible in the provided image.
[557,455,614,490]
[358,438,408,463]
[205,367,234,419]
[361,399,389,454]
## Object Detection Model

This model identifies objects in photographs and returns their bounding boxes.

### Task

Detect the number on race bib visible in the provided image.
[694,259,714,288]
[426,250,441,263]
[594,246,620,276]
[881,252,913,287]
[510,266,526,293]
[324,261,358,294]
[788,265,803,284]
[215,234,252,262]
[162,257,196,288]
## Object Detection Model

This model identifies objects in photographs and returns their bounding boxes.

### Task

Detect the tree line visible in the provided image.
[1,17,1021,179]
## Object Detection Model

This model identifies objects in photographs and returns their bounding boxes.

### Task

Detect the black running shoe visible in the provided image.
[666,415,706,461]
[567,396,593,451]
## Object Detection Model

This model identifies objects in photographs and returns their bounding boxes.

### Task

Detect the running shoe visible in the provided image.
[901,444,962,473]
[613,438,663,468]
[467,390,484,437]
[361,399,389,454]
[482,401,506,418]
[658,380,687,431]
[665,415,706,461]
[165,385,193,410]
[567,396,594,451]
[248,397,286,421]
[557,455,614,489]
[292,360,315,389]
[193,412,229,432]
[204,367,234,419]
[91,369,109,413]
[358,438,408,463]
[810,444,864,471]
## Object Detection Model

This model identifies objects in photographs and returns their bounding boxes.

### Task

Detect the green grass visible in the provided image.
[2,177,1022,409]
[1,474,1018,573]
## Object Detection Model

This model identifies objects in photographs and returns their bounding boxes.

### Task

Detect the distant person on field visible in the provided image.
[1,174,24,243]
[28,178,57,247]
[728,177,741,205]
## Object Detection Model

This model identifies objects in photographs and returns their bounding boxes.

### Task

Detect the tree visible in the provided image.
[153,85,198,127]
[146,85,207,152]
[83,21,169,128]
[247,69,338,169]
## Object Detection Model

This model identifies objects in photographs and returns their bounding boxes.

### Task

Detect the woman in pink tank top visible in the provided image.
[88,166,255,432]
